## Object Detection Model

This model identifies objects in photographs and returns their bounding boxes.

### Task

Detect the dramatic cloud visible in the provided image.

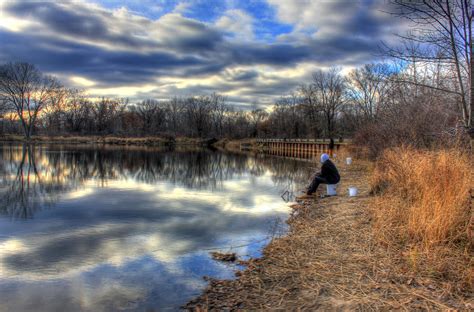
[0,0,405,107]
[216,9,255,41]
[268,0,401,39]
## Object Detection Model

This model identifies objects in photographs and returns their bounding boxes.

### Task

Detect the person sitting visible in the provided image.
[299,153,340,198]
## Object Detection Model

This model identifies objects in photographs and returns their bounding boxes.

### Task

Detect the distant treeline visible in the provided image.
[0,59,469,154]
[0,65,467,149]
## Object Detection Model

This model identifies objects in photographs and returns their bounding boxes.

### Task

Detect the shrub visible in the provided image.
[352,89,461,159]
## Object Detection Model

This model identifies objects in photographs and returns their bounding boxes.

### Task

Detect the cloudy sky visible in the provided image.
[0,0,405,108]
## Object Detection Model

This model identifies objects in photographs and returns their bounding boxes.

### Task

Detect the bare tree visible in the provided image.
[185,95,212,137]
[248,108,268,137]
[165,97,184,136]
[387,0,472,135]
[209,93,228,138]
[42,85,69,133]
[0,62,61,139]
[346,63,391,122]
[299,83,322,138]
[63,89,90,133]
[133,99,165,135]
[270,93,306,138]
[91,98,123,134]
[311,68,345,139]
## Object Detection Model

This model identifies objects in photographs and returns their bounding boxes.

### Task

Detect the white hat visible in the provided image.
[320,153,329,163]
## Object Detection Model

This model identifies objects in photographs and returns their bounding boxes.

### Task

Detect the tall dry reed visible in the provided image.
[371,147,471,247]
[370,147,472,287]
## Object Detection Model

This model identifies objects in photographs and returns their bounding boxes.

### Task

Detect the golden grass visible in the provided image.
[371,147,471,246]
[370,146,473,289]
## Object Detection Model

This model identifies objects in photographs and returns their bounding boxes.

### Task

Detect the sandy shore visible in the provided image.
[185,158,472,310]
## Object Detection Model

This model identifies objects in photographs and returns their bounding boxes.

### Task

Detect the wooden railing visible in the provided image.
[256,138,349,144]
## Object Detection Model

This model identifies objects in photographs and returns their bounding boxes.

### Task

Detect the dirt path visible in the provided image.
[186,159,472,311]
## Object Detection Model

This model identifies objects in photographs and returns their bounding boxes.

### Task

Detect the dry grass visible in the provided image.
[186,156,473,311]
[370,146,473,291]
[213,138,258,152]
[371,147,472,247]
[0,134,218,146]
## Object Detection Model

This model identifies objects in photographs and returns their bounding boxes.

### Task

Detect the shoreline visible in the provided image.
[0,135,261,151]
[0,135,210,146]
[185,157,472,310]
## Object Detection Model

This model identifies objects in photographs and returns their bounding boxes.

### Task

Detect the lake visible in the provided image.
[0,143,311,311]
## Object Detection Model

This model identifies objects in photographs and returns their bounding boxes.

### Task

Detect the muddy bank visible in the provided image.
[185,158,472,310]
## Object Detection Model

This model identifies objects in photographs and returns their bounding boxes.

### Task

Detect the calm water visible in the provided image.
[0,143,310,311]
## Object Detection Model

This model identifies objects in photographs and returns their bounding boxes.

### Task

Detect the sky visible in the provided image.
[0,0,406,109]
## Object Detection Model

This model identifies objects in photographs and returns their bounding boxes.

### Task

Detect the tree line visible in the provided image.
[0,60,468,143]
[0,72,254,139]
[0,1,471,155]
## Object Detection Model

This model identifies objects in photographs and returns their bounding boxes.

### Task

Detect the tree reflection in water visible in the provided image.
[0,143,311,219]
[0,144,70,219]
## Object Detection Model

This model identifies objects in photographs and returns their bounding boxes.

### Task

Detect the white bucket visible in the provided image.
[326,184,337,196]
[346,157,352,165]
[348,187,358,197]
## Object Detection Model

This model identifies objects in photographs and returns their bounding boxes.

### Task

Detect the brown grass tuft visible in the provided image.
[370,146,473,288]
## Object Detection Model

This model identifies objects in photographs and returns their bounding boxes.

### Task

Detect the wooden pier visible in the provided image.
[256,139,346,159]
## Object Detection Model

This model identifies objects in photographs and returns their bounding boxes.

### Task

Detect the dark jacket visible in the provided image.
[320,159,340,184]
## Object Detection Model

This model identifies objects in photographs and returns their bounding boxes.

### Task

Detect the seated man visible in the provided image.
[301,153,340,198]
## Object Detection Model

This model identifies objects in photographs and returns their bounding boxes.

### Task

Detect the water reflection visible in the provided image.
[0,143,311,311]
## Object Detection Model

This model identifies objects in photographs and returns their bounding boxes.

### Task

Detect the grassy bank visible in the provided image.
[370,147,473,292]
[212,138,259,152]
[0,134,217,146]
[186,149,473,310]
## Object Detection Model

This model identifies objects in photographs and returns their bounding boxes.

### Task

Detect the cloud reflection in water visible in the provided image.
[0,144,310,311]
